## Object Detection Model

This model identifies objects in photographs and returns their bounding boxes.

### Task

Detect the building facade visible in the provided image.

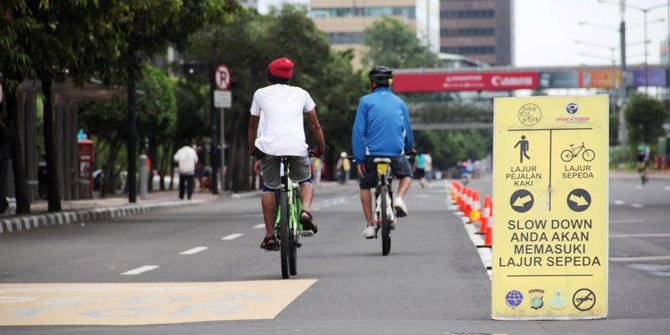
[309,0,440,68]
[440,0,513,66]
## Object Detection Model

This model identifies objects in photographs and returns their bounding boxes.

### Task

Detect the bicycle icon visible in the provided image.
[560,142,595,162]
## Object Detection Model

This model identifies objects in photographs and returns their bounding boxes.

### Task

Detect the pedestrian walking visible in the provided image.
[173,140,198,200]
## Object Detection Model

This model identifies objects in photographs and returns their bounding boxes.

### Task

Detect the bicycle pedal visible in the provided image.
[300,230,314,237]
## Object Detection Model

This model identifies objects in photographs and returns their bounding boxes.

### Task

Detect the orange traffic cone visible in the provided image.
[469,190,481,223]
[483,196,492,218]
[477,215,488,235]
[483,225,492,248]
[464,189,472,217]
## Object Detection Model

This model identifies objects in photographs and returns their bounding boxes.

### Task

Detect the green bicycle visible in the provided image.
[274,154,314,279]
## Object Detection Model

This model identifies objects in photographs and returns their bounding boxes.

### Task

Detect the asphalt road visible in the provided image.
[0,175,668,334]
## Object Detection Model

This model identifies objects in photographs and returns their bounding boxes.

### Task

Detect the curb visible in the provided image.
[0,200,205,234]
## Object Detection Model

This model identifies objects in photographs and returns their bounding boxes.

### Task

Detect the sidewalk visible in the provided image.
[0,190,227,234]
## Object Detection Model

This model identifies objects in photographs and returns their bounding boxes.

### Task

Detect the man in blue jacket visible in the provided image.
[352,66,414,239]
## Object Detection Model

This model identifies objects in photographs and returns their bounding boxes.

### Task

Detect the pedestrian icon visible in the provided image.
[567,188,591,212]
[514,135,531,163]
[510,189,534,213]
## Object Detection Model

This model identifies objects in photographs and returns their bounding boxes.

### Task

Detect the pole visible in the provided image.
[221,108,226,191]
[209,62,219,195]
[643,9,649,94]
[619,18,627,146]
[128,69,137,203]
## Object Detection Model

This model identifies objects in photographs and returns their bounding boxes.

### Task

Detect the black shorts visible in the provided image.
[358,155,412,189]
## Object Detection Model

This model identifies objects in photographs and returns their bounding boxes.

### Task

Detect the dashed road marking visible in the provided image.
[631,203,643,208]
[613,200,625,205]
[610,233,670,238]
[610,219,644,224]
[179,246,208,255]
[610,255,670,262]
[222,233,243,240]
[121,265,159,276]
[253,224,265,229]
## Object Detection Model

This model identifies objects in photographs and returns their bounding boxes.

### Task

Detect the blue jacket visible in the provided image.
[352,87,413,164]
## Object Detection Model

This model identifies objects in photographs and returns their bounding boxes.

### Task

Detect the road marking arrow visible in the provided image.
[512,195,532,207]
[569,194,589,206]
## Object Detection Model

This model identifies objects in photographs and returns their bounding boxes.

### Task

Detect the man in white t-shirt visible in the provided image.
[173,140,198,200]
[248,57,326,250]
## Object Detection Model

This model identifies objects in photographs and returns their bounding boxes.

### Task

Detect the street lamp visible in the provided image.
[576,41,620,143]
[598,0,670,94]
[578,20,628,145]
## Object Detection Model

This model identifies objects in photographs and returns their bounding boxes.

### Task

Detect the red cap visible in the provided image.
[268,57,294,79]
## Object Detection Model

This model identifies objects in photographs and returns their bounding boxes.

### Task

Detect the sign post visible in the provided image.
[214,64,231,191]
[492,95,609,320]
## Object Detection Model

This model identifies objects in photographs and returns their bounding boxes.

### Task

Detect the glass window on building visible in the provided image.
[442,28,494,37]
[440,10,495,19]
[310,7,415,20]
[327,32,363,44]
[442,46,495,55]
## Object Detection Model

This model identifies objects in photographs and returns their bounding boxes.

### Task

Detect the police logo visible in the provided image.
[505,290,524,309]
[528,289,544,310]
[566,102,578,114]
[549,290,567,309]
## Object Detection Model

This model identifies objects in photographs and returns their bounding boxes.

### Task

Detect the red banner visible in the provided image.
[393,71,539,92]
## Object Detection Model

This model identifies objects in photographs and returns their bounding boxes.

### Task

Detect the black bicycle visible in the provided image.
[372,157,396,256]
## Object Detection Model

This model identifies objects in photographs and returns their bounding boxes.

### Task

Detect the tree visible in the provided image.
[79,65,177,196]
[362,17,439,69]
[624,94,667,152]
[108,0,238,202]
[0,0,122,213]
[180,5,364,190]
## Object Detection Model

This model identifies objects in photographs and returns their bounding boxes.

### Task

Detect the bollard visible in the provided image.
[139,154,148,199]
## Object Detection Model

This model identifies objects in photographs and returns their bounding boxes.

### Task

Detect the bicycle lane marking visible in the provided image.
[0,280,317,326]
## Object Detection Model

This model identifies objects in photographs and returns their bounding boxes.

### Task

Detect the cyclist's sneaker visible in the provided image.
[363,225,377,239]
[300,210,318,235]
[394,197,408,217]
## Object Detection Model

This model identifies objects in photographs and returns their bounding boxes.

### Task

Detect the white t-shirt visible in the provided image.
[173,145,198,175]
[250,84,316,156]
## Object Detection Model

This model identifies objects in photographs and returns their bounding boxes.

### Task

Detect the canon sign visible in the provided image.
[393,71,539,92]
[491,75,535,87]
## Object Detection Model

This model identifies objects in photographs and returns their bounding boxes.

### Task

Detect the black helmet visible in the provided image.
[368,66,393,85]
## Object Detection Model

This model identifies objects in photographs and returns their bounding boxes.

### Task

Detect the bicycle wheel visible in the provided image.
[279,189,290,279]
[560,150,574,162]
[289,192,298,276]
[380,186,391,256]
[582,149,595,162]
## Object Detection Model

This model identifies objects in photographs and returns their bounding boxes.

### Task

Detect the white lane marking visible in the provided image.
[613,200,625,205]
[179,246,208,255]
[610,219,644,224]
[121,265,159,275]
[610,233,670,238]
[222,233,244,240]
[610,255,670,262]
[631,203,643,208]
[253,224,265,229]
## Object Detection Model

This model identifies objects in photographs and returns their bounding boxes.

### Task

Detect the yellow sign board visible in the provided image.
[492,95,608,320]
